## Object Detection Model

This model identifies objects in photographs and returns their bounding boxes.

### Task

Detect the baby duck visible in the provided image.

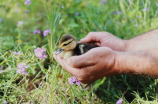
[56,34,98,59]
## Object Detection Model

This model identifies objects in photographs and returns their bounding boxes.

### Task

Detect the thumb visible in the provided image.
[80,32,98,43]
[67,53,95,68]
[80,35,92,43]
[80,32,99,43]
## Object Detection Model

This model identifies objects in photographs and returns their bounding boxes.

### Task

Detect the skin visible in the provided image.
[53,29,158,84]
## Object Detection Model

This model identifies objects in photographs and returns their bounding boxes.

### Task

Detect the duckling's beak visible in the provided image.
[56,48,64,55]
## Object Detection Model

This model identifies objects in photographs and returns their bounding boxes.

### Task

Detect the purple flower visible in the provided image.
[17,63,28,75]
[76,80,81,85]
[72,76,76,82]
[13,51,23,56]
[17,21,23,26]
[3,99,7,104]
[143,7,148,11]
[110,11,115,15]
[61,6,64,9]
[43,30,51,37]
[117,11,122,15]
[75,13,79,16]
[101,0,107,5]
[33,30,41,35]
[34,47,47,60]
[60,100,63,103]
[135,23,138,27]
[25,10,30,13]
[68,77,75,85]
[132,20,135,23]
[0,18,4,23]
[24,0,30,5]
[116,98,123,104]
[68,76,81,85]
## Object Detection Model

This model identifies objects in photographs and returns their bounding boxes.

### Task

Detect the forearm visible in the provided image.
[115,49,158,78]
[124,29,158,51]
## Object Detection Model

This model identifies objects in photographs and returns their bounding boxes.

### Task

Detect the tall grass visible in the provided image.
[0,0,158,103]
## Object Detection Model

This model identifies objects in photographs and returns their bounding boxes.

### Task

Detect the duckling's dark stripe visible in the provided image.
[63,40,73,46]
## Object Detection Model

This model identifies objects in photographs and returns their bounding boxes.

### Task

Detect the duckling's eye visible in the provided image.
[63,44,67,46]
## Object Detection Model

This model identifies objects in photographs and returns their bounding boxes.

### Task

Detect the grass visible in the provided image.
[0,0,158,103]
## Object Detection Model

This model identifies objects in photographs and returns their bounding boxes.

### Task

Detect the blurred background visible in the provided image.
[0,0,158,103]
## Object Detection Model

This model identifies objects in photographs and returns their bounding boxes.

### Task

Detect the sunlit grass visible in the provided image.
[0,0,158,103]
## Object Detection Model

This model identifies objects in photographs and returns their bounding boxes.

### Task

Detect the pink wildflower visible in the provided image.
[25,10,30,13]
[17,21,23,26]
[117,11,122,15]
[75,13,79,16]
[33,30,41,34]
[68,76,81,85]
[34,47,47,60]
[76,80,81,85]
[13,51,23,56]
[17,63,28,75]
[24,0,30,5]
[116,98,123,104]
[43,30,51,37]
[60,100,63,103]
[101,0,107,5]
[68,77,75,85]
[143,7,148,11]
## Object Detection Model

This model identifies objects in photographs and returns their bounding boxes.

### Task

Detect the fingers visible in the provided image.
[67,52,96,68]
[80,32,97,43]
[53,52,66,69]
[53,52,81,75]
[80,36,91,43]
[53,51,99,84]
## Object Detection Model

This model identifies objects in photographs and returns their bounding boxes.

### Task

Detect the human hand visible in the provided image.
[53,47,122,84]
[80,32,126,51]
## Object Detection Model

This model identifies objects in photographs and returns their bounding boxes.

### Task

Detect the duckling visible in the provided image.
[56,34,98,59]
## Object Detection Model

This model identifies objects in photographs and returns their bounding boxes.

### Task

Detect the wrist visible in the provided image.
[122,40,130,52]
[113,51,125,75]
[111,51,124,75]
[114,51,154,76]
[114,51,140,75]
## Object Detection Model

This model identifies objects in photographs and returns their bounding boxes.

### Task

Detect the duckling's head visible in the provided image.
[56,34,77,55]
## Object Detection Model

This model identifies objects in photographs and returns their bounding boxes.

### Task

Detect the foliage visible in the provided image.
[0,0,158,103]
